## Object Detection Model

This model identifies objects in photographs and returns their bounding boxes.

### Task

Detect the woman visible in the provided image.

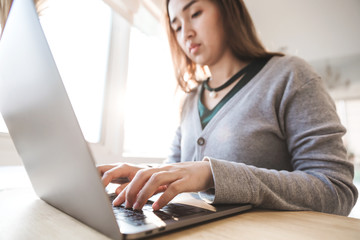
[98,0,358,215]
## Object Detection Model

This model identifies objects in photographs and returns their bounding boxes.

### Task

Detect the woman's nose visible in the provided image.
[182,22,195,41]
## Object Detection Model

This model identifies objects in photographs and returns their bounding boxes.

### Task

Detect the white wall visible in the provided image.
[244,0,360,61]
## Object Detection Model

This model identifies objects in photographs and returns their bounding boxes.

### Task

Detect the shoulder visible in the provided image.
[263,55,323,91]
[268,55,319,80]
[251,55,330,110]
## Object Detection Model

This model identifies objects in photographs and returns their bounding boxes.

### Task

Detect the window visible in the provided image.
[336,99,360,218]
[0,0,112,143]
[336,99,360,177]
[123,26,181,158]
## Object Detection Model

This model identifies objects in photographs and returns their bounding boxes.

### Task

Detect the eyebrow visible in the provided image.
[170,0,198,24]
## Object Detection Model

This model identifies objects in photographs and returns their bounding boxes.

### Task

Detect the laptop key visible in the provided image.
[113,206,149,226]
[153,210,173,221]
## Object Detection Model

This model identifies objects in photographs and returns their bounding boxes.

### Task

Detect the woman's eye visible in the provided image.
[175,26,182,33]
[191,10,202,18]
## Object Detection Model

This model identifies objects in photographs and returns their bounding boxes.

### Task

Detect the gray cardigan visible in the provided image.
[166,55,358,216]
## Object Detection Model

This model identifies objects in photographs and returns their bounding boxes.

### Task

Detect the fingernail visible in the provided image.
[133,202,140,210]
[152,202,159,211]
[112,199,119,206]
[125,201,131,209]
[113,196,123,207]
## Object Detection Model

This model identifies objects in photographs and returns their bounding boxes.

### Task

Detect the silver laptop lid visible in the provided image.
[0,0,121,239]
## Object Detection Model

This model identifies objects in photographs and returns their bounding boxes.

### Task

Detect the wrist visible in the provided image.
[201,158,214,189]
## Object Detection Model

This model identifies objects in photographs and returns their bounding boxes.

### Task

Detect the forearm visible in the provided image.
[201,158,357,216]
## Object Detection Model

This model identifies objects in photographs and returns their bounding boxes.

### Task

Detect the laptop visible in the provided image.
[0,0,252,239]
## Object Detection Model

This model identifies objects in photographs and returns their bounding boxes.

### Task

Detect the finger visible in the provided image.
[154,185,168,195]
[97,164,116,176]
[113,186,127,207]
[152,180,185,211]
[115,182,129,195]
[133,171,180,210]
[101,164,134,187]
[125,167,166,207]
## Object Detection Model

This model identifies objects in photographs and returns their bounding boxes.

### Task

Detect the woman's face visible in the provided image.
[168,0,229,67]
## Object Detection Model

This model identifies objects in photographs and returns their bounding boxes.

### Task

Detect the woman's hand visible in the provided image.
[97,162,144,195]
[98,161,214,211]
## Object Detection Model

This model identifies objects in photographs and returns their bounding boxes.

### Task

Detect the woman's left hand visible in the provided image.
[106,161,214,211]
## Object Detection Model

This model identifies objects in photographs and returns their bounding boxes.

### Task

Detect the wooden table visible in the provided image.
[1,166,360,240]
[1,188,360,240]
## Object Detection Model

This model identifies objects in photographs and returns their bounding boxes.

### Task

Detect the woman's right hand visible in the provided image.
[98,161,214,211]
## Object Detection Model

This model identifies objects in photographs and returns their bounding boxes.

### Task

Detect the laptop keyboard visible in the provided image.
[109,193,211,226]
[112,204,156,226]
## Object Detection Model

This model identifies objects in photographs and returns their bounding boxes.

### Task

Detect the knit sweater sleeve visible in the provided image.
[200,74,358,216]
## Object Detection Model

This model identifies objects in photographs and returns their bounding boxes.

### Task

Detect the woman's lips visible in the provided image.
[189,44,200,54]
